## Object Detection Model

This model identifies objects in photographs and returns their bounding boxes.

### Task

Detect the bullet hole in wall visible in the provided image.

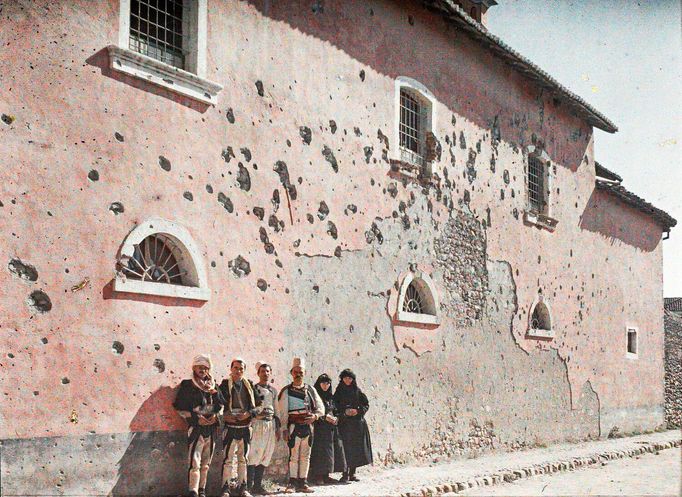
[112,341,124,355]
[183,191,193,201]
[1,114,15,125]
[229,256,251,278]
[327,221,338,239]
[109,202,124,215]
[237,164,251,191]
[88,170,99,182]
[255,80,265,96]
[257,279,268,292]
[364,146,373,163]
[61,377,70,384]
[27,290,52,313]
[240,148,252,162]
[253,206,265,220]
[226,108,235,124]
[153,359,165,373]
[218,193,234,213]
[322,146,338,173]
[222,147,236,163]
[114,132,124,142]
[299,126,312,145]
[8,259,38,281]
[317,201,330,220]
[359,69,365,82]
[159,156,171,171]
[206,184,214,194]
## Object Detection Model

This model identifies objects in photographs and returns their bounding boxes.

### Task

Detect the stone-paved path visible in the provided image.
[272,430,680,496]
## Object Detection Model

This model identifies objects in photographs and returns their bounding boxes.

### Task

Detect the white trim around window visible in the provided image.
[111,0,222,105]
[396,271,441,326]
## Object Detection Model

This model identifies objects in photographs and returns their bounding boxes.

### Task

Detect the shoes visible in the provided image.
[297,481,315,493]
[349,475,360,482]
[239,483,253,497]
[198,489,207,497]
[283,484,296,494]
[188,491,199,497]
[322,476,340,485]
[251,485,267,495]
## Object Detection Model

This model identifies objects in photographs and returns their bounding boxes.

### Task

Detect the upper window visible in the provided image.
[626,327,638,358]
[114,217,210,301]
[396,271,440,326]
[527,155,548,213]
[527,296,554,339]
[129,0,185,69]
[393,77,436,179]
[108,0,222,105]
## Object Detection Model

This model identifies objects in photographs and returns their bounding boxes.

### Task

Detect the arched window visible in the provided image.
[396,271,440,325]
[527,296,554,338]
[393,77,436,178]
[114,217,210,301]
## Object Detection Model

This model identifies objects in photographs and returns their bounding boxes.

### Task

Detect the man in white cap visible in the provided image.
[173,354,223,497]
[247,361,280,494]
[219,358,258,497]
[277,357,324,493]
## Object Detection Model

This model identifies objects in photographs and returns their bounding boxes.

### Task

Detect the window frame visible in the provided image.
[114,217,211,301]
[396,271,441,326]
[393,77,437,179]
[526,295,555,339]
[523,145,558,231]
[625,326,639,359]
[109,0,222,105]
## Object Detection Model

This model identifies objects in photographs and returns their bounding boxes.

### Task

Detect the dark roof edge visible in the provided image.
[424,0,618,133]
[595,161,623,183]
[595,180,677,230]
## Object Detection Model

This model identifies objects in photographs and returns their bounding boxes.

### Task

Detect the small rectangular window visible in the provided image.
[528,155,546,213]
[129,0,185,69]
[627,328,637,355]
[399,89,425,167]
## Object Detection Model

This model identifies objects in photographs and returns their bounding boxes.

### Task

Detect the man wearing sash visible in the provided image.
[219,358,258,497]
[277,358,324,493]
[173,354,223,497]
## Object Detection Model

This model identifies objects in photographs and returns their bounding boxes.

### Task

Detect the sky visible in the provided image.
[487,1,681,297]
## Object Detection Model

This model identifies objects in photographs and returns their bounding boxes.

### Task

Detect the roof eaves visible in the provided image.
[424,0,618,133]
[595,180,677,230]
[595,161,623,183]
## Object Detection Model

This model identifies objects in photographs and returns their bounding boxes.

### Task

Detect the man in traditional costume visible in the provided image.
[277,358,324,493]
[173,354,223,497]
[219,358,258,497]
[247,362,280,494]
[333,369,373,482]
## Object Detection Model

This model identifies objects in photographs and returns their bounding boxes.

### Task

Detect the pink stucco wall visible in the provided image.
[0,0,667,492]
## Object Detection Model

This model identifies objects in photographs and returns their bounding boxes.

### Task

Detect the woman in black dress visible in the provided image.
[333,369,373,482]
[308,374,347,485]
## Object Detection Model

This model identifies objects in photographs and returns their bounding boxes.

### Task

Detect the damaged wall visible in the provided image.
[0,0,666,494]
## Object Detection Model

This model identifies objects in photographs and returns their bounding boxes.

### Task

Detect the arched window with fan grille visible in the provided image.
[396,271,440,326]
[114,217,210,301]
[527,296,554,338]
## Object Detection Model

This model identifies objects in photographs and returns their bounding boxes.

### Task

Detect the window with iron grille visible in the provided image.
[527,155,546,213]
[399,89,425,167]
[129,0,185,69]
[122,233,189,286]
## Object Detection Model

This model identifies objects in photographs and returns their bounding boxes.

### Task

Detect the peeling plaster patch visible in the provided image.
[27,290,52,313]
[299,126,312,145]
[229,256,251,278]
[8,259,38,282]
[237,164,251,191]
[109,202,124,215]
[112,341,124,355]
[158,156,171,171]
[217,193,234,213]
[322,146,338,173]
[88,170,100,182]
[153,359,165,373]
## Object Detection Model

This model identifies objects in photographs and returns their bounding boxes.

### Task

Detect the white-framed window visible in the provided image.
[114,217,210,301]
[523,146,558,231]
[626,327,638,358]
[396,271,440,326]
[107,0,222,105]
[393,77,436,177]
[526,295,554,339]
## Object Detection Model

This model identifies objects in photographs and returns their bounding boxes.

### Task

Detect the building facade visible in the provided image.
[0,0,676,494]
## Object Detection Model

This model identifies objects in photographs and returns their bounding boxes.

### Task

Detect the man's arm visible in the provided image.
[277,387,289,435]
[310,386,325,419]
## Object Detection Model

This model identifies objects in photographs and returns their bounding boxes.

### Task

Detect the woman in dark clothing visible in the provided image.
[308,374,347,485]
[333,369,373,482]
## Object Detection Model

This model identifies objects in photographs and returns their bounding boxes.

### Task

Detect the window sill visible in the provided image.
[107,45,223,105]
[526,328,555,339]
[625,352,639,360]
[396,310,441,326]
[390,159,434,183]
[114,276,211,301]
[523,210,558,232]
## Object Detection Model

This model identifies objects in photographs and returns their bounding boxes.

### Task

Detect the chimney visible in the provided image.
[456,0,497,26]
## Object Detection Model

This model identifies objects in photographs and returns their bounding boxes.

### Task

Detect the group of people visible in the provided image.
[173,355,373,497]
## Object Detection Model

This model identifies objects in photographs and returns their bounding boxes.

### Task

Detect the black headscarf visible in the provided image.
[333,369,360,408]
[314,373,334,402]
